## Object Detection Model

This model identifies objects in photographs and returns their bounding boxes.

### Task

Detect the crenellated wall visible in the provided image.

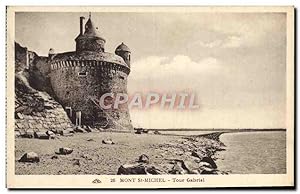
[50,60,133,130]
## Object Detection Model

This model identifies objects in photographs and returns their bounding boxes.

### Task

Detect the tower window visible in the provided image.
[65,91,70,97]
[78,72,88,77]
[65,107,72,117]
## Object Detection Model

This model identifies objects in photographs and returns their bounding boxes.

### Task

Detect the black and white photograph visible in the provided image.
[6,6,294,188]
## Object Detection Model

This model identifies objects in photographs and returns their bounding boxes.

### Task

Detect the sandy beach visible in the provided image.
[15,131,226,175]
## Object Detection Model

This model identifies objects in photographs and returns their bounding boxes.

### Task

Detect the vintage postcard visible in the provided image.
[6,6,294,188]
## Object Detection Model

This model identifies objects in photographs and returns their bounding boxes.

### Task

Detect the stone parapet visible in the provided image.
[50,60,130,75]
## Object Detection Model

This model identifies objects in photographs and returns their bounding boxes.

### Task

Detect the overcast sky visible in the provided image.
[15,12,287,129]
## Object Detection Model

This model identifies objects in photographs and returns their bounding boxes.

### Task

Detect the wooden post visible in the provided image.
[76,111,82,126]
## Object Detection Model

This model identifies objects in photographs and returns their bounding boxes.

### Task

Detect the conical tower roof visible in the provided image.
[75,13,106,52]
[115,42,131,52]
[84,17,99,37]
[76,13,105,41]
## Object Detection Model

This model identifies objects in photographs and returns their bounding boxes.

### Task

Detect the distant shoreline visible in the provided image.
[145,128,286,132]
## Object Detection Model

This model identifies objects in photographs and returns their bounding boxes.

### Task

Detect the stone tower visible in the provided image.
[48,13,133,131]
[115,42,131,67]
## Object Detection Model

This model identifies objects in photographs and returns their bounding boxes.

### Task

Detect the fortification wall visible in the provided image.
[28,55,54,95]
[14,42,74,134]
[15,42,54,95]
[50,60,133,130]
[15,42,29,73]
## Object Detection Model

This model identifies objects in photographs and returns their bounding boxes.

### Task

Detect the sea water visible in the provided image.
[160,130,287,174]
[216,131,286,174]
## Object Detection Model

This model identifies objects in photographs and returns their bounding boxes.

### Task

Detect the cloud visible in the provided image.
[223,36,243,48]
[128,55,223,95]
[199,35,243,48]
[130,55,221,80]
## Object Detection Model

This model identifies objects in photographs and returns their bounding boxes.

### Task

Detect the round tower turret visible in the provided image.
[49,13,133,131]
[75,13,106,52]
[115,42,131,67]
[48,48,55,59]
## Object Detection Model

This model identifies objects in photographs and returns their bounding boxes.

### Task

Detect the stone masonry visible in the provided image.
[48,14,133,130]
[15,13,133,133]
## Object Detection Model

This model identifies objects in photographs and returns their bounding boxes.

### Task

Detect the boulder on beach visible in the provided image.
[66,128,75,133]
[199,166,218,174]
[46,130,55,136]
[138,154,150,164]
[134,128,143,134]
[18,130,26,137]
[200,157,217,169]
[146,166,162,174]
[74,126,86,133]
[82,125,91,132]
[169,160,194,174]
[56,147,73,155]
[34,132,50,139]
[117,163,162,175]
[72,158,80,166]
[46,130,56,139]
[98,128,105,132]
[86,126,94,132]
[216,147,226,151]
[23,129,34,138]
[82,125,87,129]
[191,151,202,159]
[195,156,219,174]
[18,152,40,163]
[153,130,161,135]
[15,130,21,138]
[102,139,114,145]
[50,129,58,134]
[59,130,73,137]
[135,128,149,134]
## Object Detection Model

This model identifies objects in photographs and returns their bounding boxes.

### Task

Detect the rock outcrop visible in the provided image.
[150,133,227,174]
